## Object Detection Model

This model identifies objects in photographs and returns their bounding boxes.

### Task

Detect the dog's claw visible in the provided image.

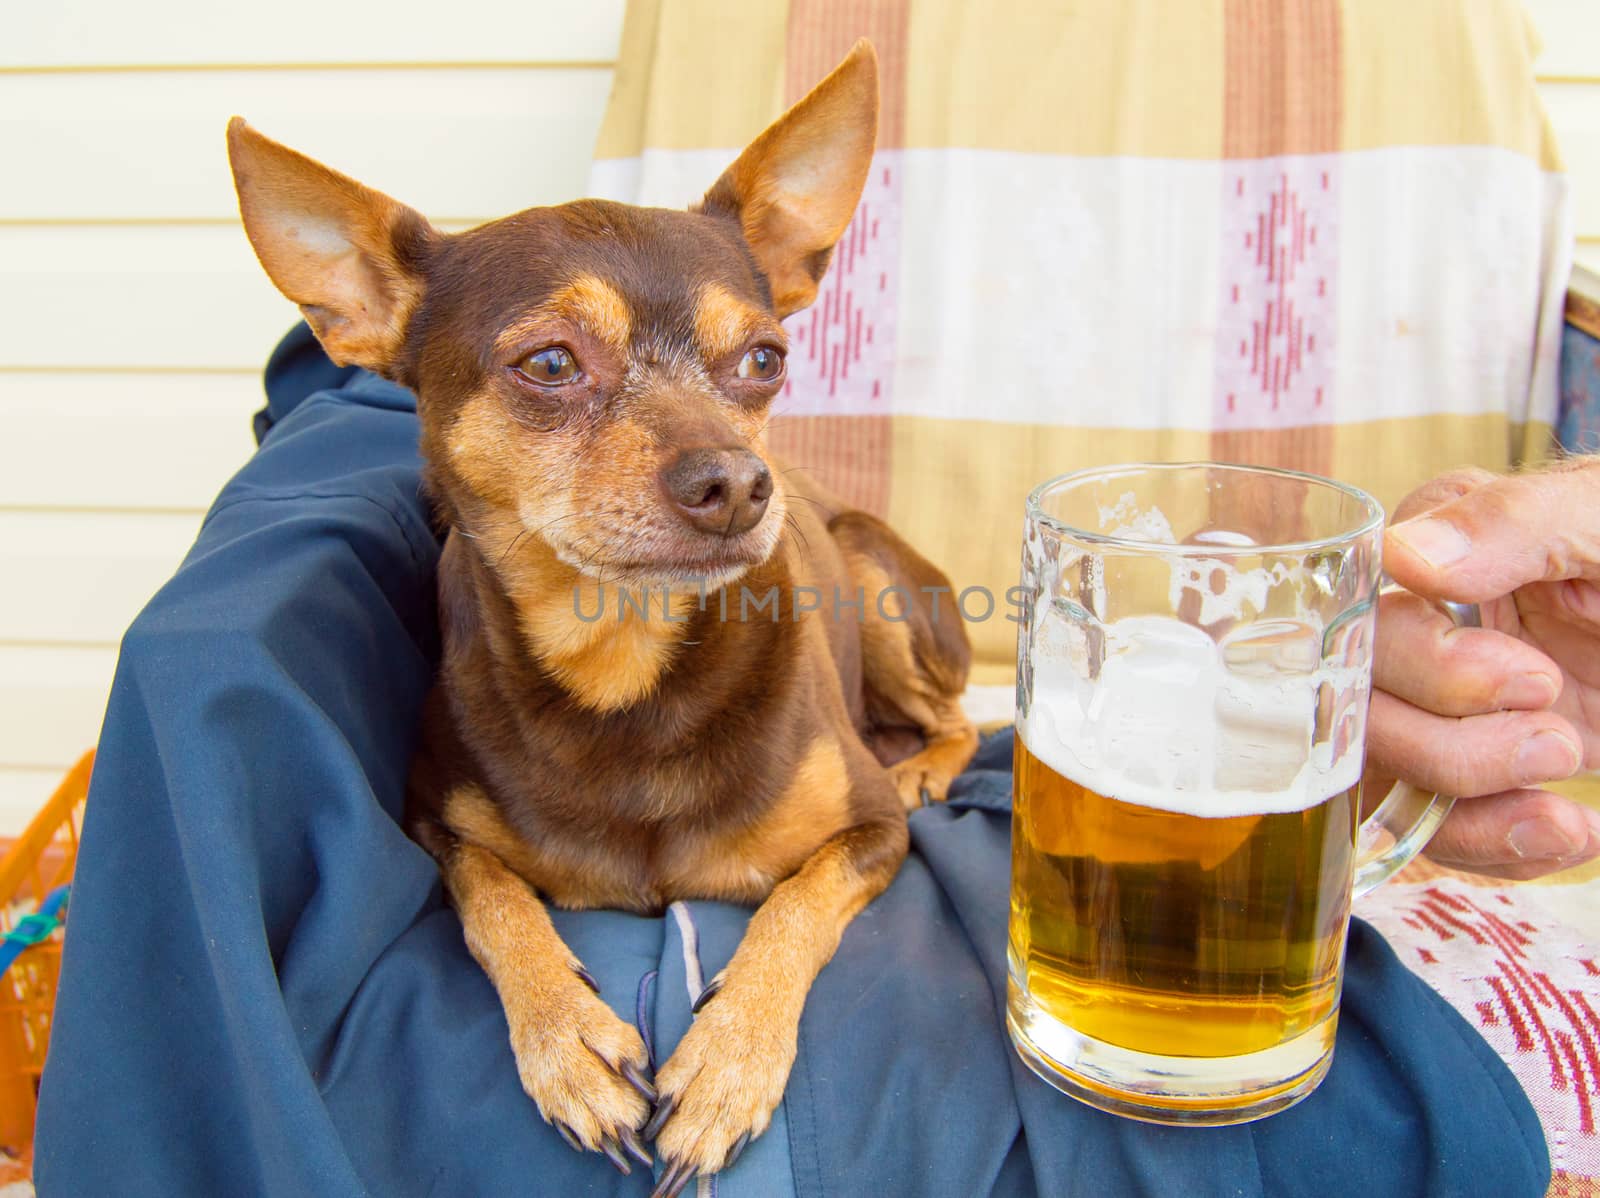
[642,1091,678,1140]
[651,1159,697,1198]
[553,1121,582,1153]
[620,1057,658,1103]
[620,1126,653,1167]
[572,963,601,994]
[918,785,932,808]
[691,974,723,1014]
[724,1130,752,1171]
[600,1136,632,1175]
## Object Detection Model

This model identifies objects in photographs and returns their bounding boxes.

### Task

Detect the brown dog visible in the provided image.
[227,41,976,1196]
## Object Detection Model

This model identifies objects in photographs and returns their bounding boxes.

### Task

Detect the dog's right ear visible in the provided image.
[699,41,878,319]
[226,118,436,374]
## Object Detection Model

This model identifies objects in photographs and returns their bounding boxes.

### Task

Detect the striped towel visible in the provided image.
[589,0,1572,687]
[588,4,1593,1192]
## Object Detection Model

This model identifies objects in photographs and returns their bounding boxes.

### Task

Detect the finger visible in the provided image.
[1385,462,1600,603]
[1390,466,1498,524]
[1373,590,1562,716]
[1425,788,1600,881]
[1365,690,1583,798]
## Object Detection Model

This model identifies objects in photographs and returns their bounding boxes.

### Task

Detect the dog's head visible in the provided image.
[227,43,877,588]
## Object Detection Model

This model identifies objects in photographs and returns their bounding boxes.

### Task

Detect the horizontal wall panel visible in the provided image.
[0,225,302,369]
[1541,81,1600,238]
[0,372,261,509]
[0,512,201,644]
[0,67,613,222]
[1,0,624,68]
[0,646,118,770]
[1526,0,1600,81]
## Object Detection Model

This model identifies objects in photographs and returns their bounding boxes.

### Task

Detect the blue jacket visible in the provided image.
[34,325,1549,1197]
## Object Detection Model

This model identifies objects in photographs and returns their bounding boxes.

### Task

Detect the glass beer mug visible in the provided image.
[1008,463,1470,1124]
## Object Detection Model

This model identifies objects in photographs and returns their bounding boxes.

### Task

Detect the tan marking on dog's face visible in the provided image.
[694,282,784,364]
[444,384,752,711]
[445,354,788,586]
[446,389,573,513]
[493,272,632,362]
[444,392,690,711]
[450,393,702,713]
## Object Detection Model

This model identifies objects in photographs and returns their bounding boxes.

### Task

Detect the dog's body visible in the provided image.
[410,462,971,914]
[228,42,976,1195]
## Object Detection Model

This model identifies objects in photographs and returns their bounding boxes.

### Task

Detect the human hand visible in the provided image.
[1367,460,1600,880]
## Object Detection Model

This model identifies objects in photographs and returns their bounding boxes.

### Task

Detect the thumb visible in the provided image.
[1385,461,1600,603]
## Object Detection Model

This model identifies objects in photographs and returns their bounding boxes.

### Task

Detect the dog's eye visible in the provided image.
[514,347,579,385]
[737,346,785,381]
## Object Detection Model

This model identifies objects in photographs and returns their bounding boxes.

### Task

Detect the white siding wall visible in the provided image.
[0,2,626,830]
[0,1,1597,831]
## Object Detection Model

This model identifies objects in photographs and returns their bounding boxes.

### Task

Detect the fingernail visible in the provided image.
[1508,818,1584,860]
[1391,518,1471,568]
[1514,730,1582,784]
[1496,673,1561,710]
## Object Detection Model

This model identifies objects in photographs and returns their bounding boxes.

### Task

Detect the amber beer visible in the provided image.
[1012,463,1463,1124]
[1010,735,1358,1066]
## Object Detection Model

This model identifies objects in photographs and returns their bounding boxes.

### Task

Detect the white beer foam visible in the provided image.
[1021,615,1365,819]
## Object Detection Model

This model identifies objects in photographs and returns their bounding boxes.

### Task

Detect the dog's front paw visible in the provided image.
[644,974,797,1197]
[889,759,953,810]
[510,962,656,1175]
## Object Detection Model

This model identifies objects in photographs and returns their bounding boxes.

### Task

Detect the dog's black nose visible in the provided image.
[660,448,773,537]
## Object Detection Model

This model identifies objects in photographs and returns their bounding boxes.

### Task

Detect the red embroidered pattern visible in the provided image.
[1363,879,1600,1188]
[781,157,900,417]
[1213,158,1338,428]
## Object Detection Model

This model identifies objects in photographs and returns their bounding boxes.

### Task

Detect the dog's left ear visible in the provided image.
[227,118,436,375]
[700,40,879,318]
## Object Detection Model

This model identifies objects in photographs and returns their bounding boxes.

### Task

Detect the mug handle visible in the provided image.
[1352,594,1481,899]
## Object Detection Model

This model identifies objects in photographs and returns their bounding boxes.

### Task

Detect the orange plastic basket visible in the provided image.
[0,750,92,1163]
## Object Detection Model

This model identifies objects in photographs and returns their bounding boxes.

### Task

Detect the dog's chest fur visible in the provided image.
[411,486,873,912]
